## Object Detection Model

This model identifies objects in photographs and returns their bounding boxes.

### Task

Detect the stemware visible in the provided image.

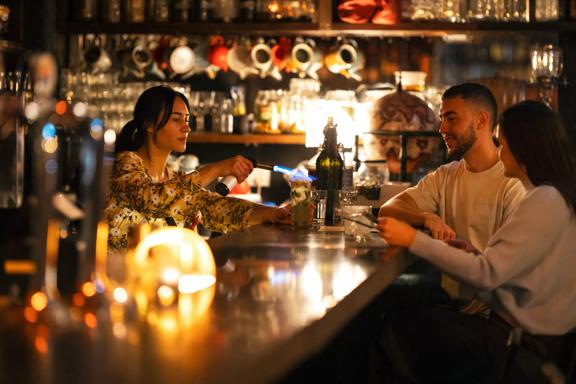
[531,44,563,108]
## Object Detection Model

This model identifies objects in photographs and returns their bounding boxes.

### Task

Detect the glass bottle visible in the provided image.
[220,99,234,134]
[72,0,99,21]
[101,0,121,22]
[197,0,215,21]
[125,0,146,22]
[239,0,256,21]
[254,90,271,133]
[535,0,559,21]
[172,0,192,21]
[315,117,344,226]
[147,0,170,21]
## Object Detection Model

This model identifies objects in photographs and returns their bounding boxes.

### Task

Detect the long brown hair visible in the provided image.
[498,100,576,214]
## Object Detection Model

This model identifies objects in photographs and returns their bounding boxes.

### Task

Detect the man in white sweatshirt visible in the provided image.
[379,82,525,302]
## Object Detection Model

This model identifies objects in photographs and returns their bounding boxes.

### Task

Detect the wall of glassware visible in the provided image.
[336,0,564,24]
[62,32,547,139]
[71,0,318,23]
[70,0,569,24]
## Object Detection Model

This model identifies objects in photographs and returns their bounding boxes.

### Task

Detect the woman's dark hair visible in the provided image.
[115,86,190,153]
[498,100,576,214]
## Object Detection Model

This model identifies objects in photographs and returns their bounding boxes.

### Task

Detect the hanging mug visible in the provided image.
[251,38,274,78]
[185,37,211,79]
[325,39,358,74]
[84,35,112,73]
[113,35,135,76]
[343,50,365,81]
[151,35,173,74]
[131,38,153,78]
[169,38,196,75]
[227,37,258,79]
[291,37,315,72]
[271,37,291,71]
[290,37,322,79]
[208,36,229,71]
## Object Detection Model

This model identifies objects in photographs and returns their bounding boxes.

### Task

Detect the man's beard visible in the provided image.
[446,123,476,161]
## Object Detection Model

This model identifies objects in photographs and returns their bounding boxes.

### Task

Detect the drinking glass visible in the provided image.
[311,189,326,229]
[535,0,559,21]
[343,205,372,241]
[290,178,312,230]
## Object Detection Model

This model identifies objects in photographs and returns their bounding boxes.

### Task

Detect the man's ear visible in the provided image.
[475,111,489,131]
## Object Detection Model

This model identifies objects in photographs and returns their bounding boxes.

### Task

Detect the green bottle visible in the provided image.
[315,117,343,226]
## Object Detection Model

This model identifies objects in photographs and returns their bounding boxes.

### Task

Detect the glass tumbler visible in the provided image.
[343,205,372,241]
[310,189,326,229]
[290,179,312,230]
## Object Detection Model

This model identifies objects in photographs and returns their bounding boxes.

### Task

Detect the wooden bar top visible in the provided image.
[0,224,412,384]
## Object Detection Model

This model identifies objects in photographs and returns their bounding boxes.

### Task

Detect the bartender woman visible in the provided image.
[105,86,290,250]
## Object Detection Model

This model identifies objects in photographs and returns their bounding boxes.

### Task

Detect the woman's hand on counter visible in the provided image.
[248,205,292,226]
[422,212,456,241]
[377,216,416,248]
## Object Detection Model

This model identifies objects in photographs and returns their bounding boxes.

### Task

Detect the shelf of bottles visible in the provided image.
[62,0,576,37]
[65,0,319,34]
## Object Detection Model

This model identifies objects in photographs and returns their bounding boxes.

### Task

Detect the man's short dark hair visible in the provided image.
[442,82,498,131]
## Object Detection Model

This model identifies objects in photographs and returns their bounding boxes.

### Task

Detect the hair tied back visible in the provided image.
[131,126,138,142]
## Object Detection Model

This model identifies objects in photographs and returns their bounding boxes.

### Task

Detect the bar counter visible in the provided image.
[0,224,413,384]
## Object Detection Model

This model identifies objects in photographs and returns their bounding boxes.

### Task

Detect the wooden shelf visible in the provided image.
[64,21,320,36]
[187,133,306,145]
[63,20,576,37]
[333,21,576,31]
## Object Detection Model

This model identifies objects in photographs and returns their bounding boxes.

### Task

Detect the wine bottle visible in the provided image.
[315,117,343,226]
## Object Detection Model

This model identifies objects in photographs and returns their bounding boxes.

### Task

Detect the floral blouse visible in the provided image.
[105,151,257,250]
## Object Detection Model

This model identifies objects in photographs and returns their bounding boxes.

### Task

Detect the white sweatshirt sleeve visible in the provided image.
[409,186,569,291]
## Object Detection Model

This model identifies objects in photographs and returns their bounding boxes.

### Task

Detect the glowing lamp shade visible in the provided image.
[134,228,216,294]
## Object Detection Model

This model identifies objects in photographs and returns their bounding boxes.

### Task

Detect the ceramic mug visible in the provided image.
[251,38,273,76]
[290,38,323,79]
[208,36,229,71]
[291,37,315,71]
[325,39,358,74]
[84,36,112,73]
[170,44,196,74]
[270,38,292,71]
[132,40,153,71]
[343,50,365,81]
[227,38,258,79]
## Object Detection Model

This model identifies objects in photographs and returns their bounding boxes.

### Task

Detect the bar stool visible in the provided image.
[498,328,576,384]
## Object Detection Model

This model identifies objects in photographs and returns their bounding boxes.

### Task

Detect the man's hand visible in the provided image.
[377,217,416,248]
[422,212,456,241]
